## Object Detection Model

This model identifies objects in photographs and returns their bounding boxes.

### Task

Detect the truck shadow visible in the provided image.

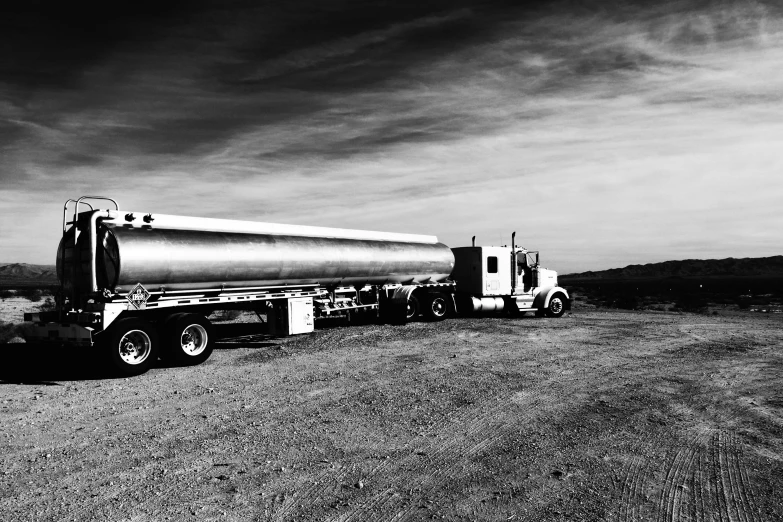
[0,323,281,382]
[0,343,109,384]
[0,319,366,383]
[212,323,279,349]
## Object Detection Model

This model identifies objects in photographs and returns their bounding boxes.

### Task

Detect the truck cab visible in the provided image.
[451,237,569,317]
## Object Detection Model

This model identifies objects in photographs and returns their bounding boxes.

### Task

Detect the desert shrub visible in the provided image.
[0,321,13,342]
[18,288,43,302]
[614,294,639,310]
[675,294,709,314]
[0,289,14,298]
[38,297,57,312]
[0,321,31,343]
[736,297,751,310]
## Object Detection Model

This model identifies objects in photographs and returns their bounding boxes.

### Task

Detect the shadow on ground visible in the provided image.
[0,324,284,384]
[213,322,279,349]
[0,343,110,384]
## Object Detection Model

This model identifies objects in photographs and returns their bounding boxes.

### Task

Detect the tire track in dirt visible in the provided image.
[66,423,267,520]
[267,464,350,522]
[329,389,559,522]
[710,431,731,522]
[265,416,395,522]
[57,457,210,522]
[615,429,761,522]
[333,400,511,522]
[264,329,409,521]
[615,455,650,522]
[678,322,775,354]
[711,431,759,522]
[655,435,704,522]
[266,324,566,521]
[690,447,707,522]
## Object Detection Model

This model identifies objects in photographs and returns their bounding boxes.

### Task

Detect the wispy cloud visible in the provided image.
[1,1,782,271]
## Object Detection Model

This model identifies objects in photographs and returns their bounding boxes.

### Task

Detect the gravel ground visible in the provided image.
[1,310,782,521]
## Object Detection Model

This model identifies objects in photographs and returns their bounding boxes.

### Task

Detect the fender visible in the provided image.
[534,286,570,311]
[385,285,420,323]
[391,285,418,306]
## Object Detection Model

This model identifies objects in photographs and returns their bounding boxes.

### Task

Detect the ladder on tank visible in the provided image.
[60,196,120,316]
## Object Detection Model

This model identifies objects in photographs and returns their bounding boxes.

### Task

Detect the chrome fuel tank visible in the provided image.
[95,225,454,292]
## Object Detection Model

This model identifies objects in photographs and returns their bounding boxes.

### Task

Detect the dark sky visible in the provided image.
[2,1,782,271]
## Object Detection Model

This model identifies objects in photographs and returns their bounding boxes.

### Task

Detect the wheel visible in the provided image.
[546,293,566,318]
[163,313,214,365]
[423,293,449,322]
[405,295,420,322]
[103,318,159,377]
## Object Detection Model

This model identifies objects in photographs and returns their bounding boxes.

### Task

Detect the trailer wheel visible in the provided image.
[423,293,448,322]
[103,318,159,377]
[164,313,215,365]
[546,293,566,318]
[405,295,420,322]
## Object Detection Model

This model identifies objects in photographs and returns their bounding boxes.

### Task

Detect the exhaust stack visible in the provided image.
[511,231,517,292]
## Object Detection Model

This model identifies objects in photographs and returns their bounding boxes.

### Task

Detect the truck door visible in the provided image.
[514,256,526,294]
[470,251,481,294]
[485,255,500,294]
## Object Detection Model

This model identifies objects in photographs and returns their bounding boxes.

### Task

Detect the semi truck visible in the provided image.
[24,196,570,376]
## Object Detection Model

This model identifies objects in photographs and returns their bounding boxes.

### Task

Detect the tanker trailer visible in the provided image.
[25,196,456,376]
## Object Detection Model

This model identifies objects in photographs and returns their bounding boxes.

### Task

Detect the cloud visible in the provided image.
[1,1,782,271]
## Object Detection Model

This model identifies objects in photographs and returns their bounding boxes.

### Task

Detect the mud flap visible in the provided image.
[389,286,417,324]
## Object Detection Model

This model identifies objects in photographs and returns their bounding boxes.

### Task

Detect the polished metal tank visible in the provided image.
[86,224,454,293]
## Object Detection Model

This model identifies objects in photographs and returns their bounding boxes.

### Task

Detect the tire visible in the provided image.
[103,318,159,377]
[546,293,566,318]
[163,313,214,365]
[423,293,449,322]
[405,295,421,322]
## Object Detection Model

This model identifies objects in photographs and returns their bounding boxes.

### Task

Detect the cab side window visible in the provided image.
[487,256,498,274]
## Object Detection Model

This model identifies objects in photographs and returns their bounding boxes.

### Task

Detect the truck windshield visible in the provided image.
[526,252,539,266]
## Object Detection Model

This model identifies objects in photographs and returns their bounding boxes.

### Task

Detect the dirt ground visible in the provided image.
[1,310,781,522]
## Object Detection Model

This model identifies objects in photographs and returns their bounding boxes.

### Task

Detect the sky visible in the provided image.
[1,0,782,274]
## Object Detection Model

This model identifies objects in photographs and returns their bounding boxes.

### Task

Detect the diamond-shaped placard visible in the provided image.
[126,283,150,310]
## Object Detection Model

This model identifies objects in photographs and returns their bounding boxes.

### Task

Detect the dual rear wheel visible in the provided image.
[161,313,214,364]
[101,313,215,376]
[405,293,449,322]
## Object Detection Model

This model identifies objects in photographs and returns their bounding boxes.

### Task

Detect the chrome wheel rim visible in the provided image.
[550,298,563,314]
[431,297,447,317]
[180,324,208,356]
[118,330,152,365]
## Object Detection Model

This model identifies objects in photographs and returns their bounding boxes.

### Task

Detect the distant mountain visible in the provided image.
[0,263,57,283]
[562,256,783,280]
